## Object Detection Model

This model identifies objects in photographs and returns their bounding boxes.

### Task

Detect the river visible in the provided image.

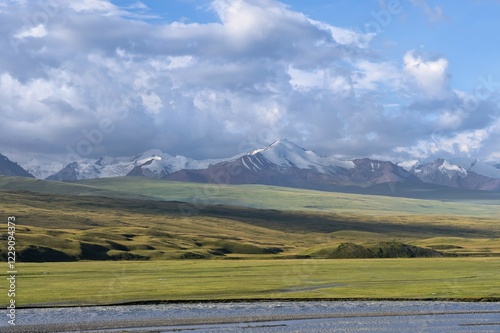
[1,301,499,332]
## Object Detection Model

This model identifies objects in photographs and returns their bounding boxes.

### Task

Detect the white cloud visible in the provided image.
[14,24,47,39]
[288,66,351,96]
[0,0,497,162]
[67,0,120,15]
[141,93,163,115]
[395,127,493,158]
[403,50,449,98]
[437,109,466,129]
[353,60,401,91]
[309,19,374,48]
[166,56,195,70]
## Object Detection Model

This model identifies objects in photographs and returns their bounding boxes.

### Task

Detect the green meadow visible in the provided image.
[78,177,500,217]
[3,258,499,307]
[0,176,499,306]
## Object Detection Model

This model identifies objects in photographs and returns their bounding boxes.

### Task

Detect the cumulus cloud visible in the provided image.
[395,126,493,159]
[14,23,47,39]
[403,50,450,98]
[0,0,498,163]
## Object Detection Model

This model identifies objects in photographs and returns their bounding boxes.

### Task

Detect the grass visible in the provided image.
[2,258,498,307]
[78,177,500,217]
[0,177,498,307]
[0,182,500,261]
[2,176,499,217]
[1,190,499,261]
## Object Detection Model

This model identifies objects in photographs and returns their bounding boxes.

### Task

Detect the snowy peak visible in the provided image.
[406,158,500,191]
[46,161,99,181]
[397,160,420,172]
[250,138,304,156]
[417,159,466,178]
[249,138,354,173]
[449,157,500,179]
[398,157,500,180]
[44,148,232,181]
[5,140,500,192]
[133,149,172,165]
[436,159,468,178]
[22,158,63,179]
[128,157,168,178]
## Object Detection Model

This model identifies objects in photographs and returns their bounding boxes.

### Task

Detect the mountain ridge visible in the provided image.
[0,153,34,178]
[2,139,499,192]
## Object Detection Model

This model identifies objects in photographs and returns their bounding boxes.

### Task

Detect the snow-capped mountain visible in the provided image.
[402,158,500,192]
[166,139,419,189]
[45,149,236,181]
[0,153,34,178]
[126,149,233,178]
[449,157,500,179]
[46,155,138,181]
[248,139,355,173]
[349,158,419,185]
[22,158,64,180]
[4,139,500,192]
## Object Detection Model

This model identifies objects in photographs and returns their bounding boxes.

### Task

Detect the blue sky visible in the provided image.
[1,0,499,163]
[124,0,499,82]
[116,0,500,92]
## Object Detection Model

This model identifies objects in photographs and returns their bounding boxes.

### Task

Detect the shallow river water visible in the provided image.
[1,301,499,332]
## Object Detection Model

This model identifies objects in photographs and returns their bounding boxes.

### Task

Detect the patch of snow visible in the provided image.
[241,157,250,170]
[248,156,262,170]
[439,160,467,177]
[397,160,419,172]
[141,158,166,175]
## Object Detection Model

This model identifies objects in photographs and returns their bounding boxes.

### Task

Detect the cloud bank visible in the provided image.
[0,0,498,163]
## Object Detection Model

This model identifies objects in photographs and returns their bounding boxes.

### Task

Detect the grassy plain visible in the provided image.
[1,176,499,216]
[0,176,499,306]
[78,177,500,217]
[1,189,499,261]
[2,258,499,307]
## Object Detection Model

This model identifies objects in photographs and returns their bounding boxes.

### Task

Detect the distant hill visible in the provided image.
[0,188,497,262]
[0,153,34,178]
[307,242,444,259]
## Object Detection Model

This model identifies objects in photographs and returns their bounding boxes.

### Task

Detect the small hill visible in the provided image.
[308,242,444,259]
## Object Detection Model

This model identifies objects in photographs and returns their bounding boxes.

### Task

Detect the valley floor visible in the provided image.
[3,258,499,307]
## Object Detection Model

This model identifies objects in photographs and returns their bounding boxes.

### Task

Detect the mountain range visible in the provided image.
[1,139,500,192]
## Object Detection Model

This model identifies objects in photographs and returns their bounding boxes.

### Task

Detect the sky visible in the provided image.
[1,0,500,164]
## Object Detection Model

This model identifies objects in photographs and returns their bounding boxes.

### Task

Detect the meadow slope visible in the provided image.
[0,176,499,260]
